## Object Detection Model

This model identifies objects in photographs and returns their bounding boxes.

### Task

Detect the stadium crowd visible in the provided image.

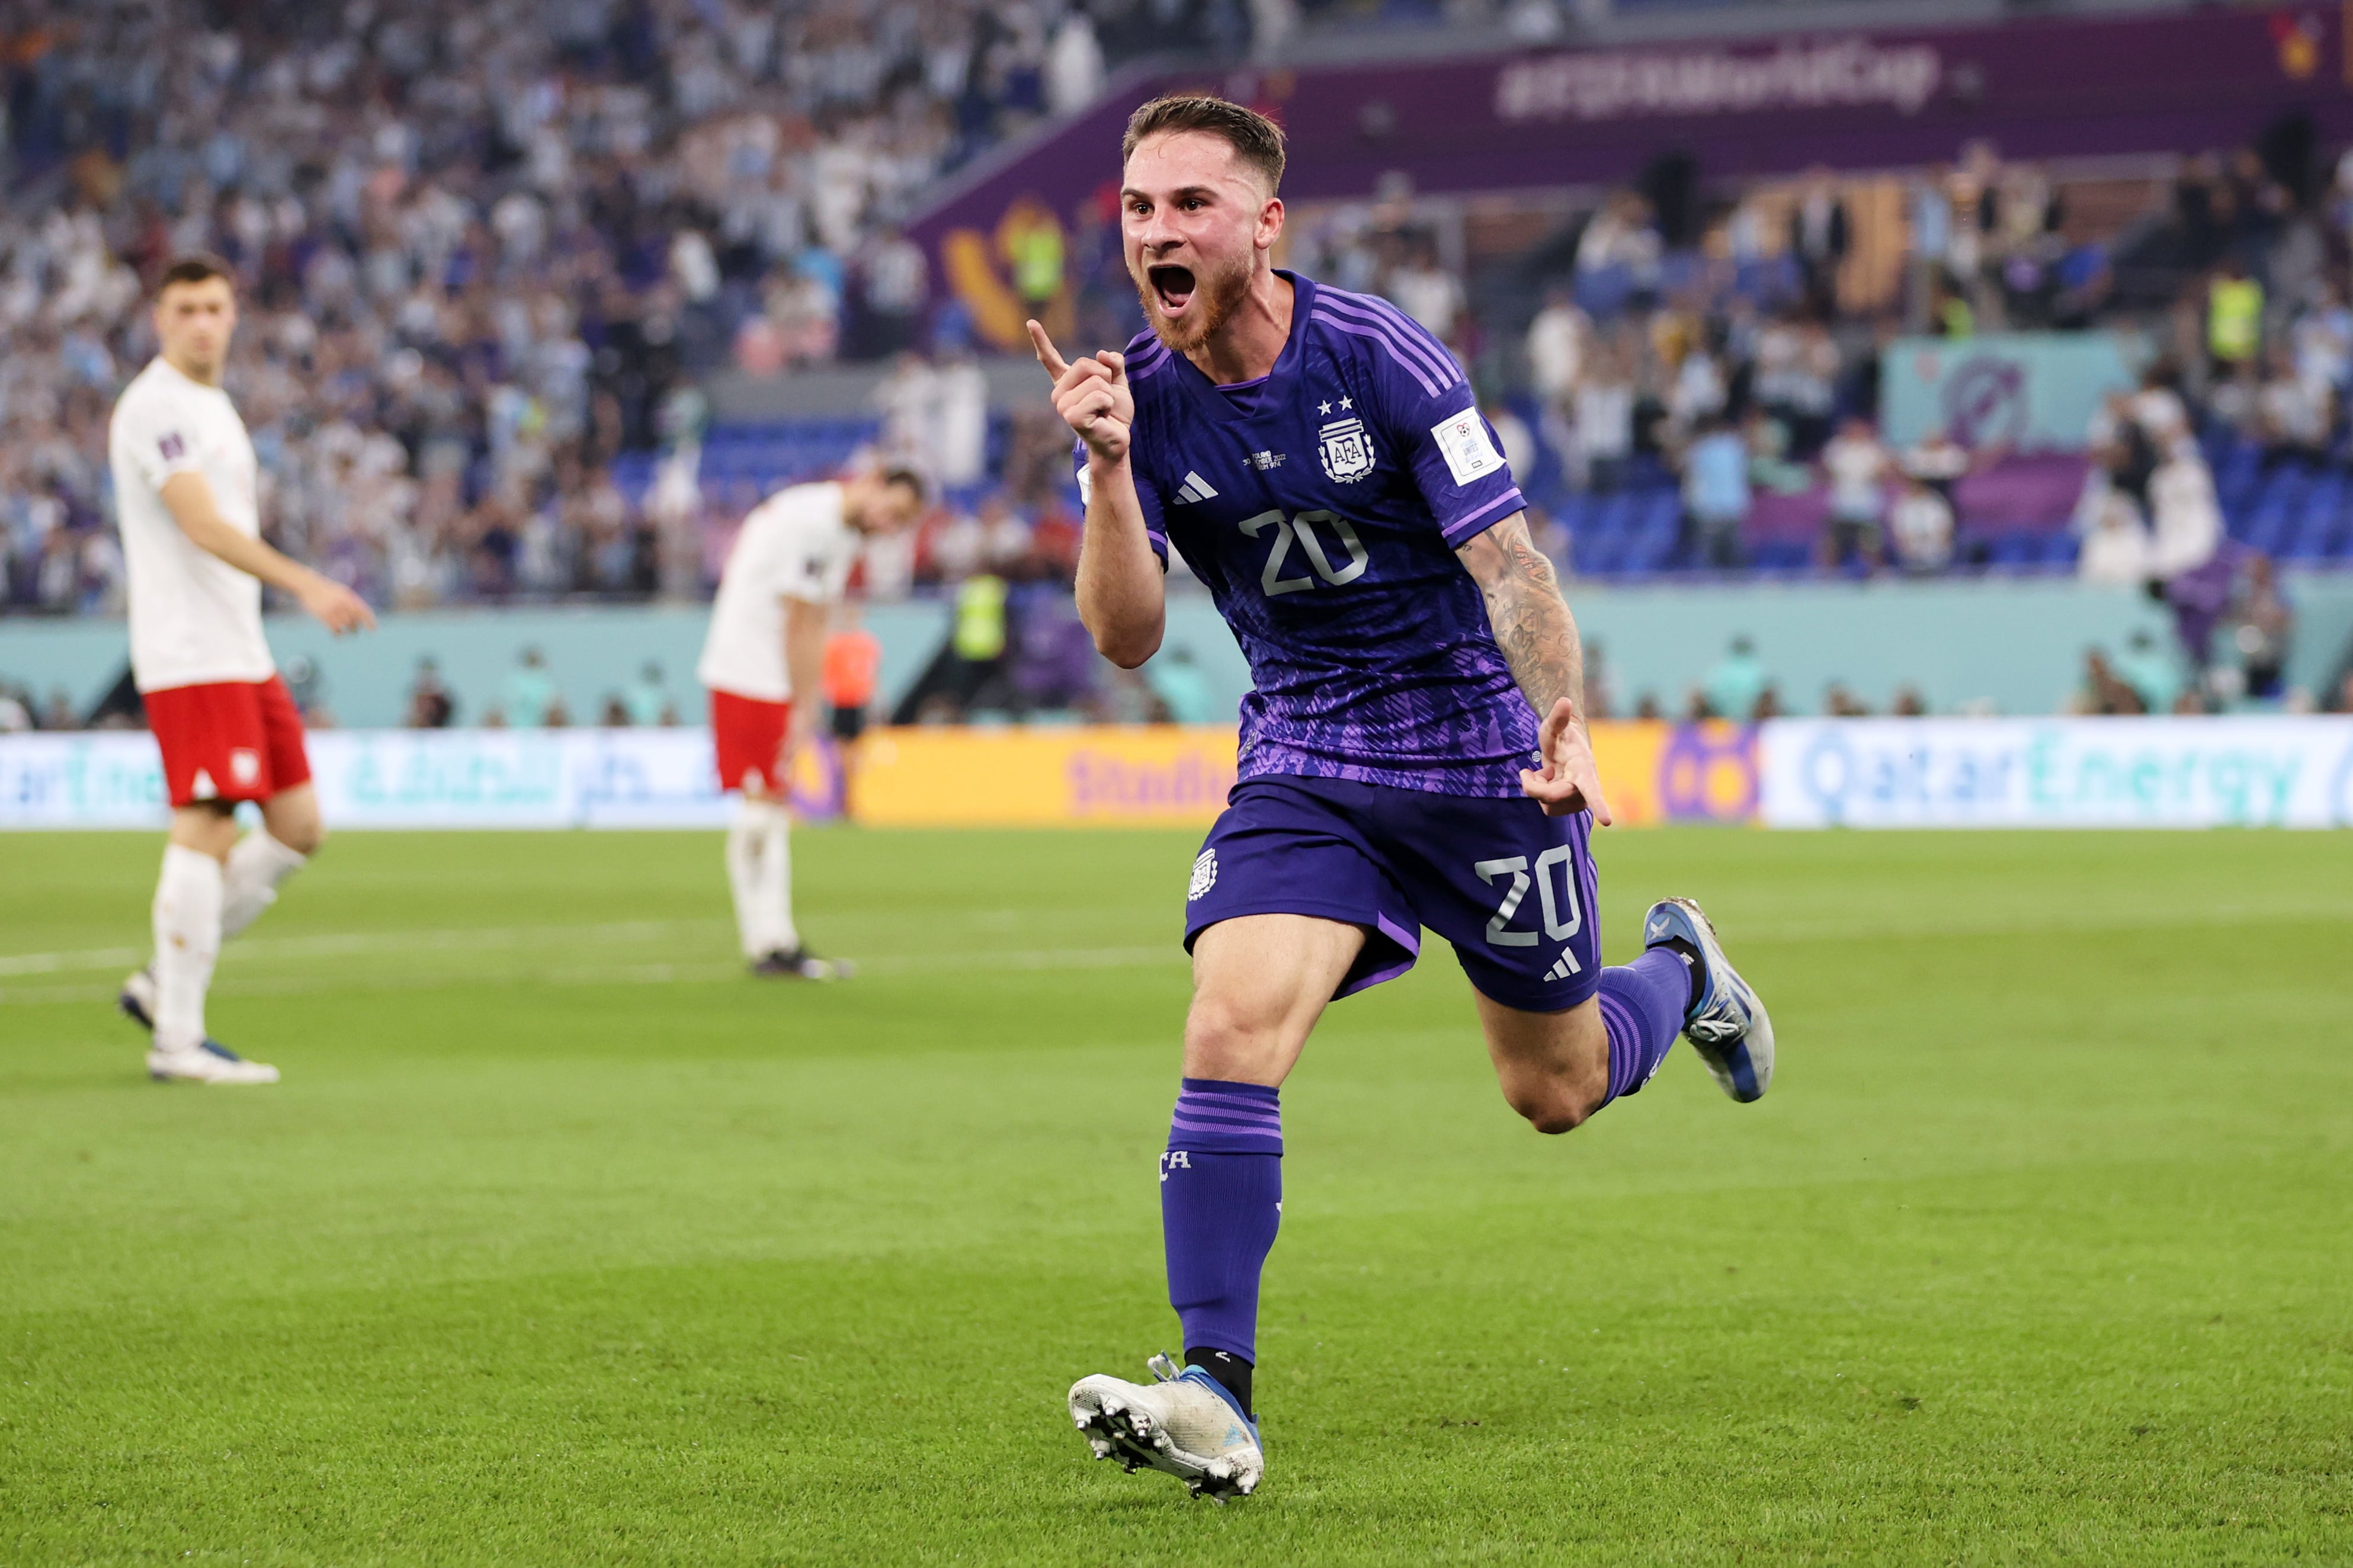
[0,4,2345,719]
[0,0,1218,619]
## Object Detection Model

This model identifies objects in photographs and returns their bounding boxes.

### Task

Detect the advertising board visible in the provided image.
[0,722,1763,830]
[1760,717,2353,829]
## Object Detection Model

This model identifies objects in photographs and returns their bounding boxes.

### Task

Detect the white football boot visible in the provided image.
[1644,897,1773,1102]
[148,1039,281,1086]
[1070,1354,1264,1501]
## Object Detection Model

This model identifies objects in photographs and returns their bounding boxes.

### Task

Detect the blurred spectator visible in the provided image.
[1887,472,1955,576]
[1147,646,1220,725]
[1572,344,1636,493]
[405,658,457,730]
[856,228,931,361]
[1817,417,1891,572]
[2147,457,2223,580]
[930,495,1032,584]
[825,605,883,740]
[2078,492,2153,586]
[1899,427,1973,509]
[1679,416,1751,569]
[2328,670,2353,714]
[895,571,1012,722]
[935,354,992,490]
[2116,629,2183,713]
[2255,345,2332,466]
[626,662,678,727]
[1791,168,1851,312]
[2229,555,2294,701]
[1702,636,1769,721]
[1823,683,1873,717]
[1575,192,1661,280]
[2076,649,2147,716]
[1525,290,1589,413]
[1484,402,1539,486]
[505,646,558,729]
[2207,258,2264,371]
[1047,9,1108,116]
[0,685,31,732]
[1890,684,1929,717]
[1389,242,1466,344]
[1581,640,1619,722]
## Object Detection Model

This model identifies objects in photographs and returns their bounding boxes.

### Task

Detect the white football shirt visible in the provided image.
[108,357,274,692]
[697,481,858,703]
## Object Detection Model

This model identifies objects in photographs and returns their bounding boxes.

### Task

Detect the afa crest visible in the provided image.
[1317,416,1377,484]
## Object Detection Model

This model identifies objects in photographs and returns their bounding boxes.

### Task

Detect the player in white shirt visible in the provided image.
[698,470,922,977]
[109,256,376,1085]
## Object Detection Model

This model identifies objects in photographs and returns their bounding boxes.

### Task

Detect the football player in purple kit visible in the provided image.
[1034,95,1775,1500]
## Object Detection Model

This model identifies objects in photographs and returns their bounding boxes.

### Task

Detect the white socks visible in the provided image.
[725,797,799,958]
[220,829,307,941]
[152,845,224,1053]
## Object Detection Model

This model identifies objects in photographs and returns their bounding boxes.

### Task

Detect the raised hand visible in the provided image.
[1519,697,1614,825]
[1028,319,1131,464]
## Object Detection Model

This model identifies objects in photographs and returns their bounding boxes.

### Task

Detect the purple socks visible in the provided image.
[1162,1078,1283,1365]
[1597,947,1690,1105]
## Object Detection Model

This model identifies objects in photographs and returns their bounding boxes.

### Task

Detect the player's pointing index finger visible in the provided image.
[1026,319,1069,380]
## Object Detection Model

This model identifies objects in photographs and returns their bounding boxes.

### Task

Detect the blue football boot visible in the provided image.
[1644,897,1774,1103]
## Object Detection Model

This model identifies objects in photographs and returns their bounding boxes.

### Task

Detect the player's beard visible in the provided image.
[1134,251,1251,355]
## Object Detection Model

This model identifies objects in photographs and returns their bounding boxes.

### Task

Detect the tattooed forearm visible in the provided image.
[1457,513,1586,720]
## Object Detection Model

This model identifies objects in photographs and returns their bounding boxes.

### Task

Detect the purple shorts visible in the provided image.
[1182,776,1602,1013]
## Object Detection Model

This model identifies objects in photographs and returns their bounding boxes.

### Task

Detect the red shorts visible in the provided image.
[710,688,791,795]
[145,675,312,809]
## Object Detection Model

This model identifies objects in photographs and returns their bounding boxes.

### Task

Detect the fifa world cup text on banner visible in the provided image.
[1761,717,2353,829]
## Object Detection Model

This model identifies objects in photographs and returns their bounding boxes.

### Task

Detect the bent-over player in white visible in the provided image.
[110,256,374,1083]
[697,470,922,977]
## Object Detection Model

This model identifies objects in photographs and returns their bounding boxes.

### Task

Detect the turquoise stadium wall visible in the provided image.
[2,575,2348,729]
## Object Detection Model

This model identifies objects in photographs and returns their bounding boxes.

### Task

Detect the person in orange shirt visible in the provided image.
[823,605,883,815]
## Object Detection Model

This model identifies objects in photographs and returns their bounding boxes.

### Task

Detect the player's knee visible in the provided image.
[1182,1000,1284,1080]
[1505,1076,1603,1136]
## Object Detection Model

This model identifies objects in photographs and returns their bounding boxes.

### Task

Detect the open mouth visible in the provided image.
[1147,264,1196,314]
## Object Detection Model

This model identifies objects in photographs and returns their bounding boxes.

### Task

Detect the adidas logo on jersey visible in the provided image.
[1543,949,1583,983]
[190,768,217,800]
[1174,471,1220,505]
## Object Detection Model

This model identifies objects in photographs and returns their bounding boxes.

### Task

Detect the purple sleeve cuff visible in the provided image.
[1440,487,1527,548]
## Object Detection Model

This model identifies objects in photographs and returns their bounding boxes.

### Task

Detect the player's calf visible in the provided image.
[1476,992,1611,1134]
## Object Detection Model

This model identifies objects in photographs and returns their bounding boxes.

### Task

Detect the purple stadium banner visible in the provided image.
[913,7,2351,347]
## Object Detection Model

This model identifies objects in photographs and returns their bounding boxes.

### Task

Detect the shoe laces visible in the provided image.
[1147,1352,1182,1383]
[1687,985,1748,1046]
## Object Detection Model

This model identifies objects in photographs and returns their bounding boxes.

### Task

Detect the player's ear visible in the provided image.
[1256,197,1284,253]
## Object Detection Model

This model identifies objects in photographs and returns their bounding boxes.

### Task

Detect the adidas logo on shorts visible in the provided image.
[1543,949,1582,983]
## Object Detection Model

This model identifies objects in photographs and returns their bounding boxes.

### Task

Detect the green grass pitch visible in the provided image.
[3,825,2349,1564]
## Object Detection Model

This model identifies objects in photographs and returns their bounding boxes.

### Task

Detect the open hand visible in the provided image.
[1028,319,1131,464]
[1519,697,1614,824]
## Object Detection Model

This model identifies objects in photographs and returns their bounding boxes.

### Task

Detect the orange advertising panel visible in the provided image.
[849,723,1758,828]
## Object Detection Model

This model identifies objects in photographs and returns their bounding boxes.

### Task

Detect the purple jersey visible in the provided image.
[1081,271,1535,797]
